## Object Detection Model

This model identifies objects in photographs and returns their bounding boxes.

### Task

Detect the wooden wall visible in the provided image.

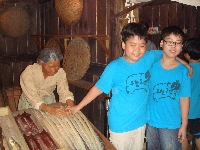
[139,1,200,48]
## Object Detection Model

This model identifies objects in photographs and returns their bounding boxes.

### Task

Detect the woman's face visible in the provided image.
[40,60,60,78]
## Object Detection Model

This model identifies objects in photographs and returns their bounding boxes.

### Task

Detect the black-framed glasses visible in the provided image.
[163,40,182,46]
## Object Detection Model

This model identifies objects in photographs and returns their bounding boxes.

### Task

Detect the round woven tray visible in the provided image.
[55,0,83,26]
[63,38,90,81]
[45,38,61,53]
[0,7,30,38]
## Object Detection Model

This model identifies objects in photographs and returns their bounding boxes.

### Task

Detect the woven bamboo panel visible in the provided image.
[55,0,83,26]
[12,105,116,150]
[63,37,91,81]
[0,7,30,38]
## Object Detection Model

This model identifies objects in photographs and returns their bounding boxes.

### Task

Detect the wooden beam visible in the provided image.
[110,2,151,20]
[31,34,110,56]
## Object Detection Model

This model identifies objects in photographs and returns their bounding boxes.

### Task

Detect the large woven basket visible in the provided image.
[0,7,30,38]
[63,38,90,81]
[45,38,61,53]
[55,0,83,26]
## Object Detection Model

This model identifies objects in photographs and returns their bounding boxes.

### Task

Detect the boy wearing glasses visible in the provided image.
[147,26,191,150]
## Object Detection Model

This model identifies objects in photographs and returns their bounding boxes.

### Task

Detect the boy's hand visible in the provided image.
[178,126,187,143]
[65,105,80,115]
[188,66,193,77]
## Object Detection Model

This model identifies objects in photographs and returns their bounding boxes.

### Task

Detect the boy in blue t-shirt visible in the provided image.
[67,22,163,150]
[147,26,191,150]
[182,38,200,150]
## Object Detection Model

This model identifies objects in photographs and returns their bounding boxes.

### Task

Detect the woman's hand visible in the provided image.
[39,103,67,117]
[47,107,68,117]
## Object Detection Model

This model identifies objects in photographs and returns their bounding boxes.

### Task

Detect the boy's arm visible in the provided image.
[67,85,103,114]
[178,97,190,143]
[176,57,193,76]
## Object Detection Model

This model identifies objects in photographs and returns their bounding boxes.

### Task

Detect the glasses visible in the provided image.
[163,40,182,46]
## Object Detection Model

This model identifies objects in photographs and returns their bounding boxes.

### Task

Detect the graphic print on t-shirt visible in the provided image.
[126,71,150,94]
[153,80,180,102]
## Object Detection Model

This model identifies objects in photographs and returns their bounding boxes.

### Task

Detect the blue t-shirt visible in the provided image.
[188,63,200,119]
[148,60,191,129]
[95,50,162,133]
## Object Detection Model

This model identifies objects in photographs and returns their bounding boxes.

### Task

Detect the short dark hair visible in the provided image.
[183,38,200,60]
[121,22,147,43]
[161,26,185,41]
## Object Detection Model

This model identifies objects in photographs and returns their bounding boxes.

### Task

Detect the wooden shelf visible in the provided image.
[31,34,110,56]
[68,79,105,101]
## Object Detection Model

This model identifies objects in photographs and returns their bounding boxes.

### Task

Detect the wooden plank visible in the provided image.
[145,6,153,25]
[110,2,151,20]
[68,80,93,91]
[168,3,178,26]
[177,3,185,30]
[152,5,159,29]
[12,62,22,86]
[189,6,197,38]
[68,79,105,101]
[159,4,169,29]
[197,7,200,36]
[0,62,12,88]
[184,5,196,38]
[97,0,108,64]
[85,0,97,63]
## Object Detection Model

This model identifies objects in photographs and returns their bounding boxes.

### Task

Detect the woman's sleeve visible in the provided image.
[20,66,44,109]
[56,69,74,103]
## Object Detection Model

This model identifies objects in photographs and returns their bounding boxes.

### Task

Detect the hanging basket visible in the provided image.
[0,7,30,38]
[55,0,83,26]
[45,38,61,53]
[63,38,91,81]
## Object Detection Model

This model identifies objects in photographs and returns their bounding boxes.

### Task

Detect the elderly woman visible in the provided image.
[18,47,74,117]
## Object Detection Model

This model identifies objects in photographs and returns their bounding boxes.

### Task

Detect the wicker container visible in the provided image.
[63,37,91,81]
[0,7,30,38]
[55,0,83,26]
[45,38,61,53]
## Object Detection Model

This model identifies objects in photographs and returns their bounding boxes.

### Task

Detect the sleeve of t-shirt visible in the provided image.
[149,50,163,62]
[95,63,115,94]
[180,66,191,97]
